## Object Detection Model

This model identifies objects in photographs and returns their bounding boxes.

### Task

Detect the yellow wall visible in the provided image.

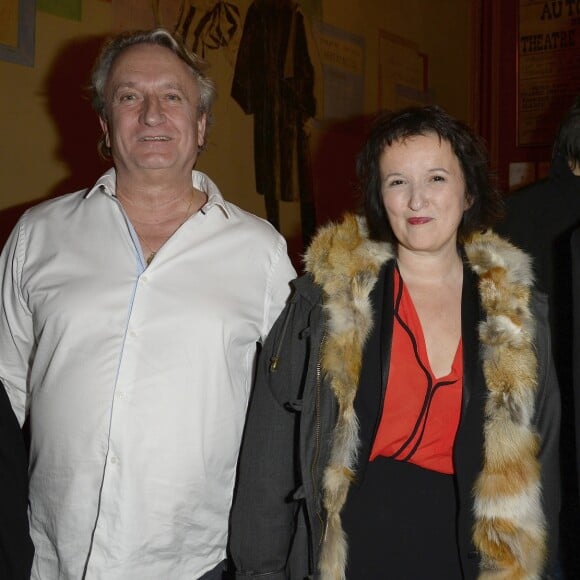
[0,1,113,210]
[0,0,470,243]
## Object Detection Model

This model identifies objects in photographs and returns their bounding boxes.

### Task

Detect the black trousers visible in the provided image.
[0,380,34,579]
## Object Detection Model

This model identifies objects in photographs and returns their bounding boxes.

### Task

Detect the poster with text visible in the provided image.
[518,0,580,146]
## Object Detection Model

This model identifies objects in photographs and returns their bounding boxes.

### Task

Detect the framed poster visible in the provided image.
[378,30,429,111]
[518,0,580,146]
[0,0,36,66]
[314,21,365,119]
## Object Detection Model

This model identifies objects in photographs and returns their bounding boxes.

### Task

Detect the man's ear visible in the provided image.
[99,116,111,148]
[197,113,207,149]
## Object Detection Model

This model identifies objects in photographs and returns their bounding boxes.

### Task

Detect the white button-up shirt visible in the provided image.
[0,169,296,580]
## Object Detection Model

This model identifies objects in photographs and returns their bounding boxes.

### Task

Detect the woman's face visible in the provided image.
[380,132,470,256]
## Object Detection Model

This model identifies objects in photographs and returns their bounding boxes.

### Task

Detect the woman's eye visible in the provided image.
[432,175,445,182]
[388,179,404,187]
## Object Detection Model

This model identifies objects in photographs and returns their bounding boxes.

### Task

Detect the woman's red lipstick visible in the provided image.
[407,217,432,225]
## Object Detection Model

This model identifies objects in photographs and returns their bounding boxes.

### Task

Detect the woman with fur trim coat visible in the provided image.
[230,106,561,579]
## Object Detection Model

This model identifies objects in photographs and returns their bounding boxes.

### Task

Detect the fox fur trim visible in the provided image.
[304,215,545,580]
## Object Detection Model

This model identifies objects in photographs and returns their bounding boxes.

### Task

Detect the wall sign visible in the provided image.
[518,0,580,146]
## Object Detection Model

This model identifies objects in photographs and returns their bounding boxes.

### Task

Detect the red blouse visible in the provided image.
[370,268,463,474]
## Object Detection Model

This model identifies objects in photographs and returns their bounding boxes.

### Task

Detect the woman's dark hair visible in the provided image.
[552,95,580,167]
[360,105,503,244]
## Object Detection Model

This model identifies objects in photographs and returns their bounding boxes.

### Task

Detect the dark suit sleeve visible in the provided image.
[571,229,580,494]
[0,380,33,579]
[530,292,561,575]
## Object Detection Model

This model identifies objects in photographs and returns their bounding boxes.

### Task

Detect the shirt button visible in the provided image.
[129,330,137,338]
[141,275,149,283]
[110,456,118,465]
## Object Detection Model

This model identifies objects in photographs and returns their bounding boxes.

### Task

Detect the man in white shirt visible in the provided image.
[0,29,296,580]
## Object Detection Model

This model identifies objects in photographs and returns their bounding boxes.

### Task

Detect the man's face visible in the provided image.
[99,43,207,178]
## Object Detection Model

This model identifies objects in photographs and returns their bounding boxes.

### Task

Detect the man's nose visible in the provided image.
[141,96,165,125]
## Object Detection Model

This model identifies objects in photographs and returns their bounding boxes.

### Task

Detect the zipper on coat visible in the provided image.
[311,329,327,547]
[269,302,295,372]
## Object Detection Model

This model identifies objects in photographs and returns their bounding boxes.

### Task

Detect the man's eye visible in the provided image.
[119,94,135,102]
[166,93,181,101]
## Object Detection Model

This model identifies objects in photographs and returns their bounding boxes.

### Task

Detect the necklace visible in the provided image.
[129,192,195,266]
[141,239,159,266]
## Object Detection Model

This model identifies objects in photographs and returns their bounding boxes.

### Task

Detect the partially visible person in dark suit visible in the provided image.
[498,96,580,386]
[497,95,580,577]
[0,380,33,579]
[570,229,580,516]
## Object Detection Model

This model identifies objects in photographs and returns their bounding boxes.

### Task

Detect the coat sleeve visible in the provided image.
[530,291,561,575]
[230,294,310,579]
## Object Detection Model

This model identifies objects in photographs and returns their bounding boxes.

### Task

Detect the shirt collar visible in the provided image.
[84,168,231,219]
[84,168,116,198]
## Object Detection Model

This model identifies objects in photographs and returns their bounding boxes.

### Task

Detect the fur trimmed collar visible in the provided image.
[304,214,545,580]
